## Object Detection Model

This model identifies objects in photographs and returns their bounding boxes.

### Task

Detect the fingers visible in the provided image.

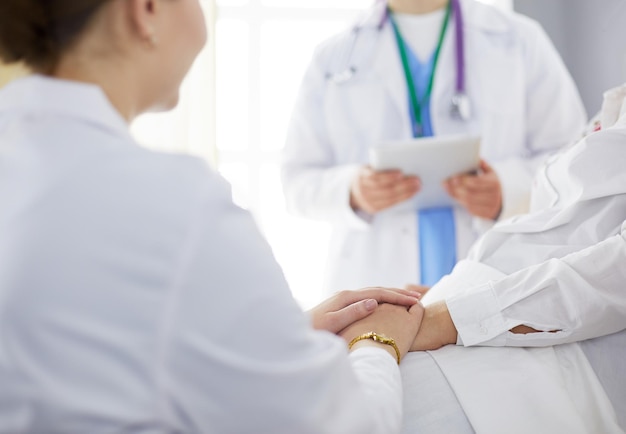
[405,284,430,297]
[448,187,497,208]
[326,299,378,334]
[368,289,421,307]
[351,167,421,214]
[366,178,420,202]
[359,287,423,304]
[446,173,497,194]
[363,178,420,210]
[360,167,405,187]
[479,159,494,174]
[444,167,502,220]
[336,288,421,309]
[328,289,422,335]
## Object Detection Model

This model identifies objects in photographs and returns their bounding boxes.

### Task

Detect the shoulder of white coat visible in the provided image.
[308,27,356,69]
[152,152,231,202]
[463,0,545,40]
[308,5,379,67]
[106,142,233,212]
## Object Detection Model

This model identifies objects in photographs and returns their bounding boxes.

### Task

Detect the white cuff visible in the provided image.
[446,283,507,347]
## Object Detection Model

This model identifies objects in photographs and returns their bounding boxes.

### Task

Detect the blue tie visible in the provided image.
[405,47,457,286]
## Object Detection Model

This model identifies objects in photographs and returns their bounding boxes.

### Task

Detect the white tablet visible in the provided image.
[369,134,481,211]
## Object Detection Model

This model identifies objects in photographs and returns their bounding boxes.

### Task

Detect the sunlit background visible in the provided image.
[132,0,513,308]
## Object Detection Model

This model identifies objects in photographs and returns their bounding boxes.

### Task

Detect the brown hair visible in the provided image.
[0,0,110,72]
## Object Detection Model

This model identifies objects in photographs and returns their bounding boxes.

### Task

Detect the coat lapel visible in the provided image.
[370,22,413,139]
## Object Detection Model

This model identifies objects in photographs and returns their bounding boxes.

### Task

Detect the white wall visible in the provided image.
[514,0,626,115]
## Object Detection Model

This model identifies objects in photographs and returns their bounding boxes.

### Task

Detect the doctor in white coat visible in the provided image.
[398,83,626,433]
[282,0,586,296]
[0,0,425,432]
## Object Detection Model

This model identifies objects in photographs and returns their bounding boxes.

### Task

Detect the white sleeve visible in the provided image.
[281,47,369,230]
[490,19,587,221]
[447,222,626,347]
[161,172,402,433]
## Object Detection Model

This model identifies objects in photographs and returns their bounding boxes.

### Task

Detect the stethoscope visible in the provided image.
[326,0,471,122]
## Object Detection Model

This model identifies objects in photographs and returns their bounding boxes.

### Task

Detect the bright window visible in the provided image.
[133,0,513,309]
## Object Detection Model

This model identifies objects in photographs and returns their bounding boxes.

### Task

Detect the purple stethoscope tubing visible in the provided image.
[451,0,466,95]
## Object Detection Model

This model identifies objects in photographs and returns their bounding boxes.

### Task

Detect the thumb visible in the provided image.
[479,159,494,174]
[330,299,378,333]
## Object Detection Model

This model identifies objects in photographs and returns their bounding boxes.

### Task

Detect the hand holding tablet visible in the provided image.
[369,134,481,211]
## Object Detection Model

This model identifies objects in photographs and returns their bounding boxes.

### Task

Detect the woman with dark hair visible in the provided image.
[0,1,424,432]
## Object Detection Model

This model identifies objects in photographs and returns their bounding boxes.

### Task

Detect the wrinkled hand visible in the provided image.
[341,303,424,362]
[410,301,458,351]
[350,166,421,215]
[308,287,422,334]
[444,160,502,220]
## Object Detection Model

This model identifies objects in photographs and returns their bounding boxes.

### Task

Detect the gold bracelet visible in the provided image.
[348,332,401,365]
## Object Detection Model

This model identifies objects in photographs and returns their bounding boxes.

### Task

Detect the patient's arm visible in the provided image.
[442,224,626,348]
[410,301,457,351]
[411,301,546,351]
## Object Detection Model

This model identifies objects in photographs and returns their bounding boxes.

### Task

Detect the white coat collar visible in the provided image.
[358,0,511,34]
[601,83,626,129]
[0,75,131,139]
[362,0,511,137]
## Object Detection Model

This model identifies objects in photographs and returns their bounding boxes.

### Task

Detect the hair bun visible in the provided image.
[0,1,58,67]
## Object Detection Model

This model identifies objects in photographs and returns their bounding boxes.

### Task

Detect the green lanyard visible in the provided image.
[389,3,451,137]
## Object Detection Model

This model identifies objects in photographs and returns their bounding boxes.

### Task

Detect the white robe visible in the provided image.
[282,0,586,295]
[400,86,626,433]
[0,76,405,433]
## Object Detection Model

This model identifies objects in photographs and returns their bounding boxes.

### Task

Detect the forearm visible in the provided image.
[448,229,626,347]
[410,301,457,351]
[410,302,547,351]
[349,347,404,434]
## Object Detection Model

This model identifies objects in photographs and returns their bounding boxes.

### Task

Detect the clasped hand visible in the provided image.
[308,287,428,363]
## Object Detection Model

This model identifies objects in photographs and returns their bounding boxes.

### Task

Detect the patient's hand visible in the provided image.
[308,287,422,335]
[410,301,458,351]
[340,303,424,362]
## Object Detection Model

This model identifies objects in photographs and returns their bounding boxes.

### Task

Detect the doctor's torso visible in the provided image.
[318,1,530,165]
[283,0,586,294]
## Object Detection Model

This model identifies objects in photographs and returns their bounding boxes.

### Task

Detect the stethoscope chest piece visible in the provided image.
[450,92,471,121]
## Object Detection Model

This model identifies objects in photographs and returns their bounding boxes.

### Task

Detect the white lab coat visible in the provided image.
[282,0,586,295]
[403,86,626,433]
[0,76,404,433]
